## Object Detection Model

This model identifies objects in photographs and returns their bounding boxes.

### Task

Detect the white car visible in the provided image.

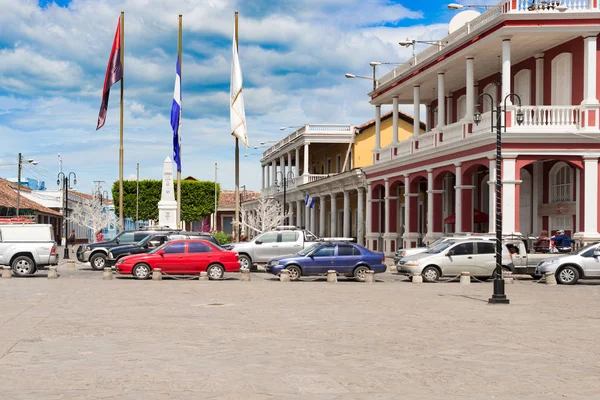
[0,224,58,276]
[536,242,600,284]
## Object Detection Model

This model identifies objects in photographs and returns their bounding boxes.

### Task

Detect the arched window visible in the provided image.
[550,162,573,203]
[482,83,497,113]
[456,95,466,121]
[514,69,531,106]
[551,53,572,106]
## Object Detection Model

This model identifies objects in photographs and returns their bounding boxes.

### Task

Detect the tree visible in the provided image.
[67,199,117,234]
[240,197,293,234]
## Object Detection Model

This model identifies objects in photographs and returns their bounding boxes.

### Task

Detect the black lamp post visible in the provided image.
[99,190,109,205]
[275,170,295,225]
[57,172,77,259]
[474,93,524,305]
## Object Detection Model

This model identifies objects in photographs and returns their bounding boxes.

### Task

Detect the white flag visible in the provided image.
[230,22,248,148]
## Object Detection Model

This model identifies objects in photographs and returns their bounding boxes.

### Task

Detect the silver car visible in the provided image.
[536,242,600,284]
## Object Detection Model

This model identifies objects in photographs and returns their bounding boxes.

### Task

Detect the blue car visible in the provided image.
[265,242,387,281]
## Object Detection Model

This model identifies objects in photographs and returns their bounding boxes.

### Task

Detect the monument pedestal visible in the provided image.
[158,156,178,228]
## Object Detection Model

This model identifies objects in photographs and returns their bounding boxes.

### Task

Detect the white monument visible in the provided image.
[158,156,178,228]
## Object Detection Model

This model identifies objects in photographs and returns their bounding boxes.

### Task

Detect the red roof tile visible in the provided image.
[1,179,61,216]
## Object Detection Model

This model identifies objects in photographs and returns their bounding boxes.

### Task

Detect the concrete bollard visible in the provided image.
[412,273,422,284]
[103,267,113,280]
[2,266,12,279]
[240,269,251,282]
[198,271,208,281]
[327,270,337,283]
[47,266,58,280]
[67,260,76,269]
[364,270,375,284]
[545,271,557,286]
[152,268,163,281]
[460,271,471,285]
[279,269,291,282]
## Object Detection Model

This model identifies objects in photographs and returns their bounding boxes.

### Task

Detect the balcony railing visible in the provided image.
[262,124,353,159]
[378,0,597,87]
[261,173,340,196]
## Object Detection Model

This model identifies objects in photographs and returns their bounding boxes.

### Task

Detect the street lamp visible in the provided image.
[57,171,77,259]
[447,3,492,10]
[279,126,302,131]
[474,93,524,305]
[275,170,295,225]
[345,62,380,90]
[16,153,38,217]
[99,190,109,205]
[399,39,446,58]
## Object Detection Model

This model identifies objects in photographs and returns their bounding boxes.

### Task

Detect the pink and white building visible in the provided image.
[364,0,600,254]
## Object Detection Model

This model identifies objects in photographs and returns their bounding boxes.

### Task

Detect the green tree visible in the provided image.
[112,180,220,222]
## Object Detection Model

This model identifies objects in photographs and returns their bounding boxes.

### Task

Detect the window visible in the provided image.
[149,235,168,247]
[514,69,531,106]
[134,233,150,242]
[164,242,186,254]
[280,232,299,242]
[338,245,361,256]
[188,241,212,253]
[452,243,474,256]
[222,216,233,235]
[118,232,135,243]
[550,163,573,203]
[477,242,496,254]
[313,246,335,257]
[336,154,342,173]
[482,84,497,113]
[551,52,572,106]
[327,158,332,174]
[257,232,278,243]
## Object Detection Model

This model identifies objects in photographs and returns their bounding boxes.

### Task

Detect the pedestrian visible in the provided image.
[96,230,104,243]
[68,229,76,253]
[551,229,573,248]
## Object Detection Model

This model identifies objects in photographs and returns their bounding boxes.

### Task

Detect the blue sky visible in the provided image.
[0,0,488,196]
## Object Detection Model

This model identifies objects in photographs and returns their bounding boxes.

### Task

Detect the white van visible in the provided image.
[0,224,58,276]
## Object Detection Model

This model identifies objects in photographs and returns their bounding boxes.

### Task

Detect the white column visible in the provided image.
[375,105,381,149]
[365,183,372,246]
[265,164,270,189]
[425,105,431,132]
[310,202,316,233]
[330,193,337,237]
[261,165,265,190]
[392,97,399,144]
[446,93,453,125]
[403,176,411,248]
[502,158,517,234]
[304,200,310,230]
[488,158,496,233]
[279,156,285,182]
[296,199,302,228]
[437,73,445,129]
[343,190,351,238]
[357,188,365,246]
[302,143,309,176]
[575,168,581,234]
[535,53,544,106]
[383,178,390,236]
[287,152,292,179]
[583,34,599,105]
[271,160,276,186]
[319,196,326,237]
[295,147,300,177]
[584,157,599,234]
[532,161,542,234]
[426,169,433,237]
[502,38,512,106]
[455,163,462,233]
[465,56,474,120]
[413,85,420,137]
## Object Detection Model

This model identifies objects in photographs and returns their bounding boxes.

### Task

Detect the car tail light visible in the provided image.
[382,257,385,263]
[51,245,56,254]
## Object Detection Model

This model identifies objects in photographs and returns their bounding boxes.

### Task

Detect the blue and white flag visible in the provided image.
[170,56,182,172]
[305,194,315,208]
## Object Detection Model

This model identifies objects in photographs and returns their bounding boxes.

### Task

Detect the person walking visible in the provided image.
[68,229,76,254]
[96,230,104,243]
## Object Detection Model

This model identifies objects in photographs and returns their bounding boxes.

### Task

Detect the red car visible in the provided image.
[116,239,240,280]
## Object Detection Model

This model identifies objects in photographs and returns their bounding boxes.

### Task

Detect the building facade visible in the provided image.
[362,0,600,254]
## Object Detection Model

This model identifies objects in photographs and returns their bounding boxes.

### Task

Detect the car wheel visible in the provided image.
[238,255,251,272]
[285,265,302,281]
[12,256,35,276]
[422,266,440,283]
[556,266,579,285]
[353,265,370,282]
[90,253,107,270]
[132,263,151,280]
[207,264,225,280]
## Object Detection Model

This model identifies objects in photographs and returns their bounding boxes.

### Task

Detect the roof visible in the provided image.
[0,179,62,216]
[356,110,426,132]
[221,189,261,208]
[71,191,114,205]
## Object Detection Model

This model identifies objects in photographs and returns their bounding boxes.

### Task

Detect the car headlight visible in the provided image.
[108,252,113,258]
[117,259,126,265]
[539,259,560,267]
[404,262,420,267]
[85,246,91,251]
[400,251,407,257]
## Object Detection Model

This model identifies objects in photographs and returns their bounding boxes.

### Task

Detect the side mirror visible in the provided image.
[115,238,120,244]
[157,250,164,257]
[593,251,600,257]
[446,250,454,257]
[143,243,149,249]
[255,240,263,245]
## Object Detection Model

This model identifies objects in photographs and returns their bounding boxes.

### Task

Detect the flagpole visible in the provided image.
[234,10,240,243]
[119,11,124,232]
[177,14,182,229]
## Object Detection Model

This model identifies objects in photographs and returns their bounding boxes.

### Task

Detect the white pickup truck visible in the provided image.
[0,224,58,276]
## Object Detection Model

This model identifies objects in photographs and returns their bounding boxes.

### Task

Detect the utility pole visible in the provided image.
[136,163,139,229]
[58,153,62,174]
[17,153,21,217]
[57,172,77,259]
[214,163,218,231]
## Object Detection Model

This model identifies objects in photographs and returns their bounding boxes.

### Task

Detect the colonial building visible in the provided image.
[362,0,600,254]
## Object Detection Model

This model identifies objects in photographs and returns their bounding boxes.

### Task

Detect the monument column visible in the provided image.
[158,157,178,228]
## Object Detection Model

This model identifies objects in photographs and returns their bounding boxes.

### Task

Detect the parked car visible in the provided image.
[265,241,386,281]
[76,228,180,270]
[229,226,318,271]
[535,242,600,284]
[0,224,58,277]
[116,239,239,279]
[397,239,515,282]
[105,232,219,268]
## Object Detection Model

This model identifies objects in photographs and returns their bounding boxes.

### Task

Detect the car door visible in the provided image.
[186,241,213,273]
[333,244,358,274]
[279,232,301,257]
[310,245,336,274]
[156,241,187,274]
[473,242,497,276]
[444,242,475,276]
[580,244,600,277]
[253,232,280,262]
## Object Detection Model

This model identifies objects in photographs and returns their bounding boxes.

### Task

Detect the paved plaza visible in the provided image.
[1,262,599,400]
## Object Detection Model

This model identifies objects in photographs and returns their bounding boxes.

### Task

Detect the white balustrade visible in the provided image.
[377,148,392,162]
[471,112,494,135]
[307,174,332,183]
[518,106,579,128]
[441,122,464,144]
[417,132,436,150]
[394,140,413,157]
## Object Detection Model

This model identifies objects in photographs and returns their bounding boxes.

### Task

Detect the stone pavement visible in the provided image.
[1,265,600,399]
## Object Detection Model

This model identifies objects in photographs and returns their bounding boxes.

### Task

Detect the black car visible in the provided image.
[76,228,181,270]
[105,232,219,267]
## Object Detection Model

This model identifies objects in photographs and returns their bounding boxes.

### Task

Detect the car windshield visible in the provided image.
[149,243,169,254]
[428,238,444,248]
[136,235,153,247]
[578,242,599,255]
[426,241,456,254]
[298,243,320,256]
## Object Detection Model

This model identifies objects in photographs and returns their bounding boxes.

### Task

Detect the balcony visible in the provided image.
[262,124,353,160]
[262,173,338,196]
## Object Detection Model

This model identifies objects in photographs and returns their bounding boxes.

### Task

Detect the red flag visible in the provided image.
[96,18,123,130]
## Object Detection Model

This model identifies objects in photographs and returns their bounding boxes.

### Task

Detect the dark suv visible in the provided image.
[76,228,180,270]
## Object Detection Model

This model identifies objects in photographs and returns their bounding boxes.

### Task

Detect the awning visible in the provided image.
[444,209,489,225]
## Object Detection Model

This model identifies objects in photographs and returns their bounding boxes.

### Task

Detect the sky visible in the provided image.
[0,0,494,197]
